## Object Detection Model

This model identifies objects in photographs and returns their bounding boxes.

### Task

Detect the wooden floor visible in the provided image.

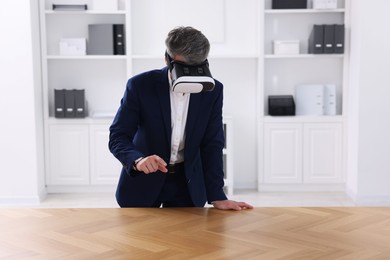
[1,208,390,259]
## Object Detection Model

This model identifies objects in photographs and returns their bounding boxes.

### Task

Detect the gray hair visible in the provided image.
[165,26,210,65]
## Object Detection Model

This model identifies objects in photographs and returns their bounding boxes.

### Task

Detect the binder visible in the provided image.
[334,24,345,54]
[54,89,65,118]
[88,24,114,55]
[74,89,86,118]
[324,24,335,53]
[64,90,75,118]
[88,24,126,55]
[324,84,337,115]
[308,25,324,54]
[113,24,125,55]
[295,84,324,115]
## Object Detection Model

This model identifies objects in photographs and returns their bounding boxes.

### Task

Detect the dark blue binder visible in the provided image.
[113,24,125,55]
[65,90,75,118]
[324,25,335,53]
[54,89,65,118]
[334,24,345,54]
[308,25,324,54]
[74,89,86,118]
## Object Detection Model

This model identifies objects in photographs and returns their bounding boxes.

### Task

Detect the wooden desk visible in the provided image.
[1,207,390,259]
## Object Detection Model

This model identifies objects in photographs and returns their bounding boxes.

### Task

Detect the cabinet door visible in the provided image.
[264,123,303,183]
[48,124,89,185]
[90,124,122,185]
[303,123,343,183]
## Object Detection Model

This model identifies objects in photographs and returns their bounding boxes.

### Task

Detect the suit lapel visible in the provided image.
[185,93,202,145]
[156,68,171,146]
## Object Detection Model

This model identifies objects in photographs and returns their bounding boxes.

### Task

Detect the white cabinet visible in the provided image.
[259,0,349,189]
[264,123,302,183]
[47,124,89,185]
[264,122,342,184]
[47,122,120,189]
[303,123,342,183]
[90,124,122,185]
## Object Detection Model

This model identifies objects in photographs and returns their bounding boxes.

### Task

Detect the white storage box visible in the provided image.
[92,0,118,11]
[273,40,300,55]
[59,38,86,56]
[313,0,337,9]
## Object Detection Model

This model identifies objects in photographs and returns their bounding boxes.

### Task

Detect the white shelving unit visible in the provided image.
[39,0,245,194]
[40,0,350,194]
[258,0,350,191]
[40,0,130,192]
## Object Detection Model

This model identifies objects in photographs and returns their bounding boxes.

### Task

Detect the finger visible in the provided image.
[232,204,242,211]
[149,162,159,172]
[143,164,152,174]
[227,201,241,211]
[238,202,253,209]
[153,155,167,167]
[158,164,168,173]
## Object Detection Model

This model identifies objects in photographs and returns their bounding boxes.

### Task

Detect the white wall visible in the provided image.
[348,0,390,203]
[0,0,45,204]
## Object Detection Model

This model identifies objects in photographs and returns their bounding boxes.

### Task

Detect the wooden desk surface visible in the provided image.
[1,207,390,259]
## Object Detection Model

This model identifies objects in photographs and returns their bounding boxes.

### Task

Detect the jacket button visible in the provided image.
[187,179,191,184]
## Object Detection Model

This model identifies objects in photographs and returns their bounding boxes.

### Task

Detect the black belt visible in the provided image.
[167,162,184,174]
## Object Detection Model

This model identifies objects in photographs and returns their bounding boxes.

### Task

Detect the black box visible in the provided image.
[268,95,295,116]
[272,0,307,9]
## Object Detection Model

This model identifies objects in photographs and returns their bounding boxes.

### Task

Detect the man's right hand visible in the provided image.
[135,155,168,174]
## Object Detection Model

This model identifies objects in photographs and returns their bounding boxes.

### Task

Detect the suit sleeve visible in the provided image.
[109,78,144,175]
[200,84,228,203]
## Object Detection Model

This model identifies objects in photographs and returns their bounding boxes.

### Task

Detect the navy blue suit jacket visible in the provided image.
[109,67,227,207]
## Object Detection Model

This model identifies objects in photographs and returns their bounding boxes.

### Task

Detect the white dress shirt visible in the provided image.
[168,71,190,164]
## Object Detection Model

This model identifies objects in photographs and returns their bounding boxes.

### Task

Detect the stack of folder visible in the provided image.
[88,24,125,55]
[55,89,86,118]
[308,24,344,54]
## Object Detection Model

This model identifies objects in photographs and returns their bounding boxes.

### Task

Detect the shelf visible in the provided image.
[47,55,127,60]
[131,54,259,59]
[45,10,126,15]
[262,115,344,123]
[265,9,345,14]
[47,117,114,125]
[265,54,344,59]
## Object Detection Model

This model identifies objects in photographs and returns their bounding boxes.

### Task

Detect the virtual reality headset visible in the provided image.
[166,52,215,93]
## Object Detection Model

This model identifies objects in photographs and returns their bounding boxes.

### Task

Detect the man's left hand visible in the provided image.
[212,200,253,211]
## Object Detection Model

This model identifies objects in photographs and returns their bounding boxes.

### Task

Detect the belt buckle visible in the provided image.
[168,164,176,174]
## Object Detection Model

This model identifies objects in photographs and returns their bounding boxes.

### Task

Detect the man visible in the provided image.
[109,26,252,210]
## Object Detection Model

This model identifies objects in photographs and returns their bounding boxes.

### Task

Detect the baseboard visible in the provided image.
[46,185,117,193]
[346,189,390,206]
[0,195,41,206]
[258,183,346,192]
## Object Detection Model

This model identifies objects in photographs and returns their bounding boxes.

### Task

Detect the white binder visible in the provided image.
[295,84,324,115]
[324,84,337,115]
